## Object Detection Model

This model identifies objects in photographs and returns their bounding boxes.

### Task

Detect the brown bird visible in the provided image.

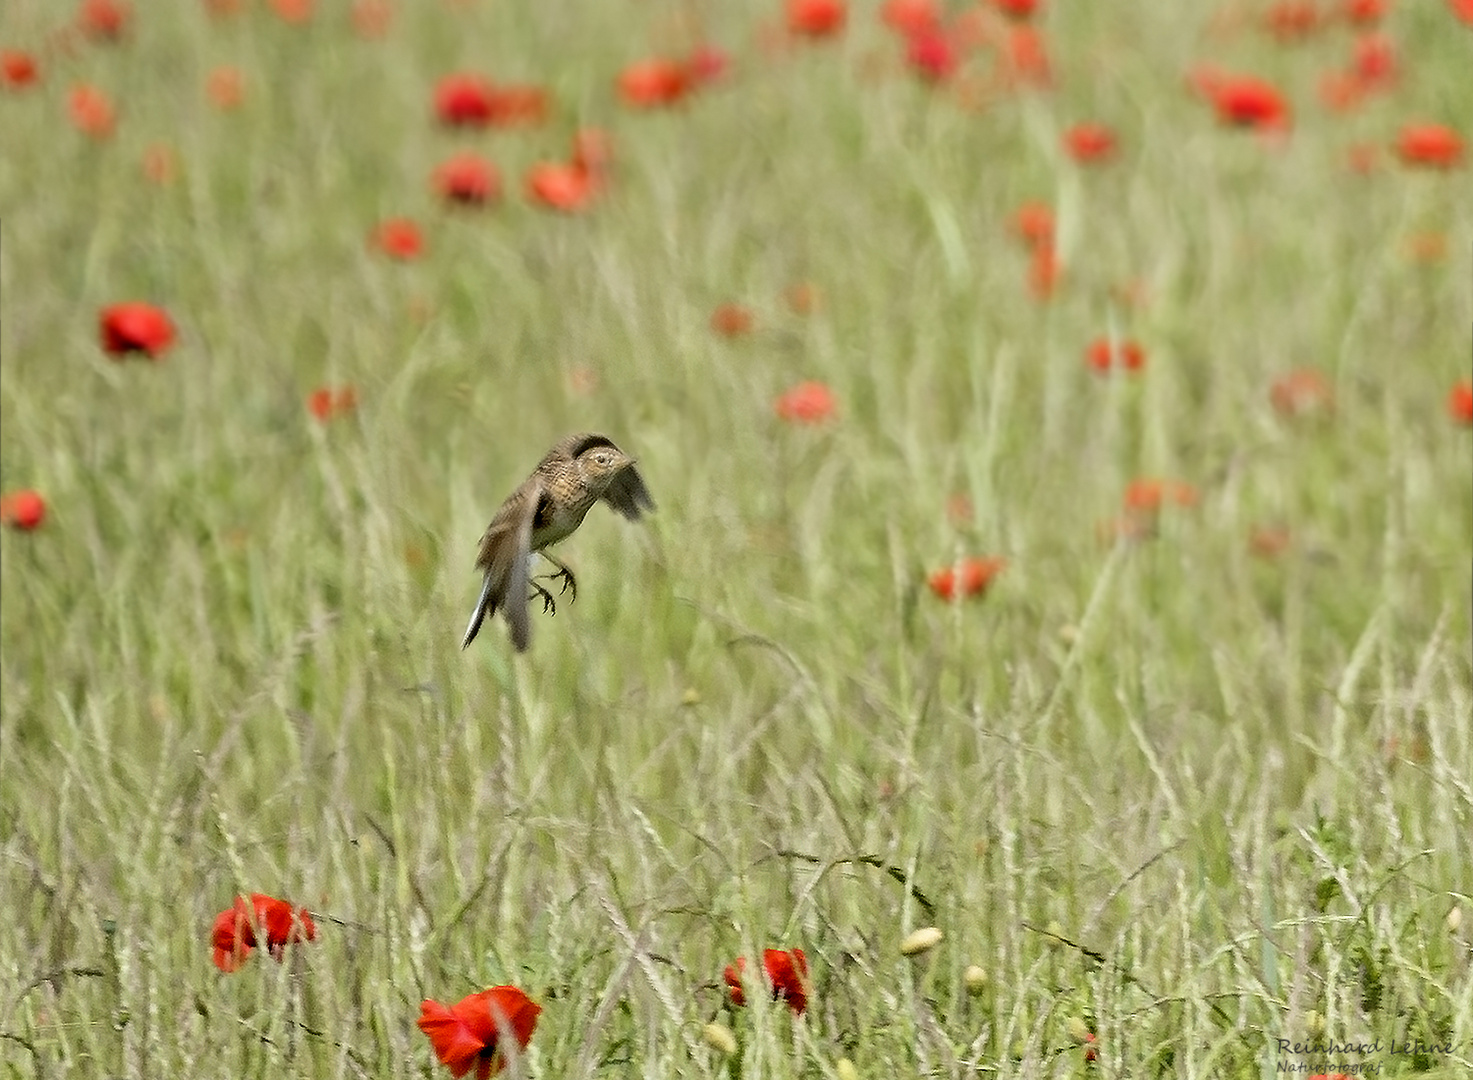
[461,432,654,651]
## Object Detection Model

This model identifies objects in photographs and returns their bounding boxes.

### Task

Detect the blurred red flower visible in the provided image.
[69,83,116,138]
[435,73,497,125]
[0,490,46,531]
[784,281,820,314]
[1,50,40,88]
[526,162,596,212]
[308,385,358,422]
[571,128,614,177]
[995,0,1042,18]
[1343,0,1388,22]
[1123,478,1198,514]
[211,893,316,972]
[1003,26,1051,87]
[351,0,394,38]
[100,302,175,358]
[724,949,809,1014]
[1270,368,1334,417]
[1453,0,1473,24]
[775,381,836,423]
[1085,338,1146,373]
[1028,244,1062,299]
[710,303,755,337]
[928,556,1006,600]
[418,986,541,1079]
[1209,75,1290,130]
[686,43,729,85]
[1012,201,1053,248]
[1064,122,1116,163]
[1262,1,1322,41]
[77,0,130,40]
[206,66,245,110]
[1449,380,1473,425]
[788,0,846,38]
[906,31,958,82]
[269,0,313,23]
[488,85,549,127]
[1350,33,1396,89]
[372,218,425,259]
[433,153,501,204]
[882,0,941,37]
[618,59,689,108]
[142,142,177,184]
[1395,124,1463,169]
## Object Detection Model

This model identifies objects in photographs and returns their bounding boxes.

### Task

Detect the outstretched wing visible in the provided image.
[601,462,655,521]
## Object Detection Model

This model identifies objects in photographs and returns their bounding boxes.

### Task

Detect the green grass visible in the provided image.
[2,1,1470,1077]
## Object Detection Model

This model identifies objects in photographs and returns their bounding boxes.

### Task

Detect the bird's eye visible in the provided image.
[594,451,611,466]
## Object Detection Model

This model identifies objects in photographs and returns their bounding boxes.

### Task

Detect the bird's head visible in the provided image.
[577,442,635,489]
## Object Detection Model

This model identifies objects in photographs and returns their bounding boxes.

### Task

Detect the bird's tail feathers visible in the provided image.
[460,574,497,650]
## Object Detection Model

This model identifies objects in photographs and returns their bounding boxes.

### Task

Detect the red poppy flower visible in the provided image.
[211,893,316,972]
[882,0,941,37]
[206,66,245,110]
[1064,122,1116,163]
[351,0,394,38]
[487,85,549,127]
[372,218,425,260]
[77,0,130,40]
[142,142,177,184]
[525,162,597,212]
[269,0,313,23]
[1262,1,1322,41]
[1350,33,1396,89]
[1012,201,1054,248]
[724,949,809,1014]
[995,0,1041,18]
[788,0,846,38]
[1123,478,1198,514]
[571,128,614,178]
[1027,244,1061,299]
[1209,75,1290,130]
[686,44,729,85]
[435,73,497,126]
[1269,368,1334,417]
[784,281,820,314]
[307,385,358,422]
[1395,124,1463,169]
[68,83,116,138]
[433,153,501,205]
[710,303,754,337]
[1449,380,1473,425]
[618,59,689,108]
[1453,0,1473,25]
[928,556,1006,600]
[418,986,541,1079]
[1342,0,1387,23]
[1003,26,1051,87]
[1,50,40,88]
[1085,338,1146,373]
[99,302,176,358]
[775,381,836,423]
[0,490,46,531]
[906,31,958,83]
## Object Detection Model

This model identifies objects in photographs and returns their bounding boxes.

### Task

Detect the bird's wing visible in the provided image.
[601,463,655,521]
[473,474,541,651]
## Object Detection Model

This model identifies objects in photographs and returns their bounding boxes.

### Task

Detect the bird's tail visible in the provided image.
[461,574,496,650]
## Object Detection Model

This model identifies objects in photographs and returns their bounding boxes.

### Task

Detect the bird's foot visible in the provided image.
[530,580,557,617]
[539,565,577,602]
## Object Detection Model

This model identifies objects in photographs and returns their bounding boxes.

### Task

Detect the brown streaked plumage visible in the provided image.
[461,432,654,652]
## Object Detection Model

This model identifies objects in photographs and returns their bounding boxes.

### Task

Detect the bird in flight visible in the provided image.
[461,432,654,652]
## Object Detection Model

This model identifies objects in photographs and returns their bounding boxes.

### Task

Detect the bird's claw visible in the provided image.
[550,567,577,601]
[530,580,557,617]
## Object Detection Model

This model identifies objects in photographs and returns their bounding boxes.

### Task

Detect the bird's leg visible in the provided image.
[536,552,578,602]
[529,578,557,617]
